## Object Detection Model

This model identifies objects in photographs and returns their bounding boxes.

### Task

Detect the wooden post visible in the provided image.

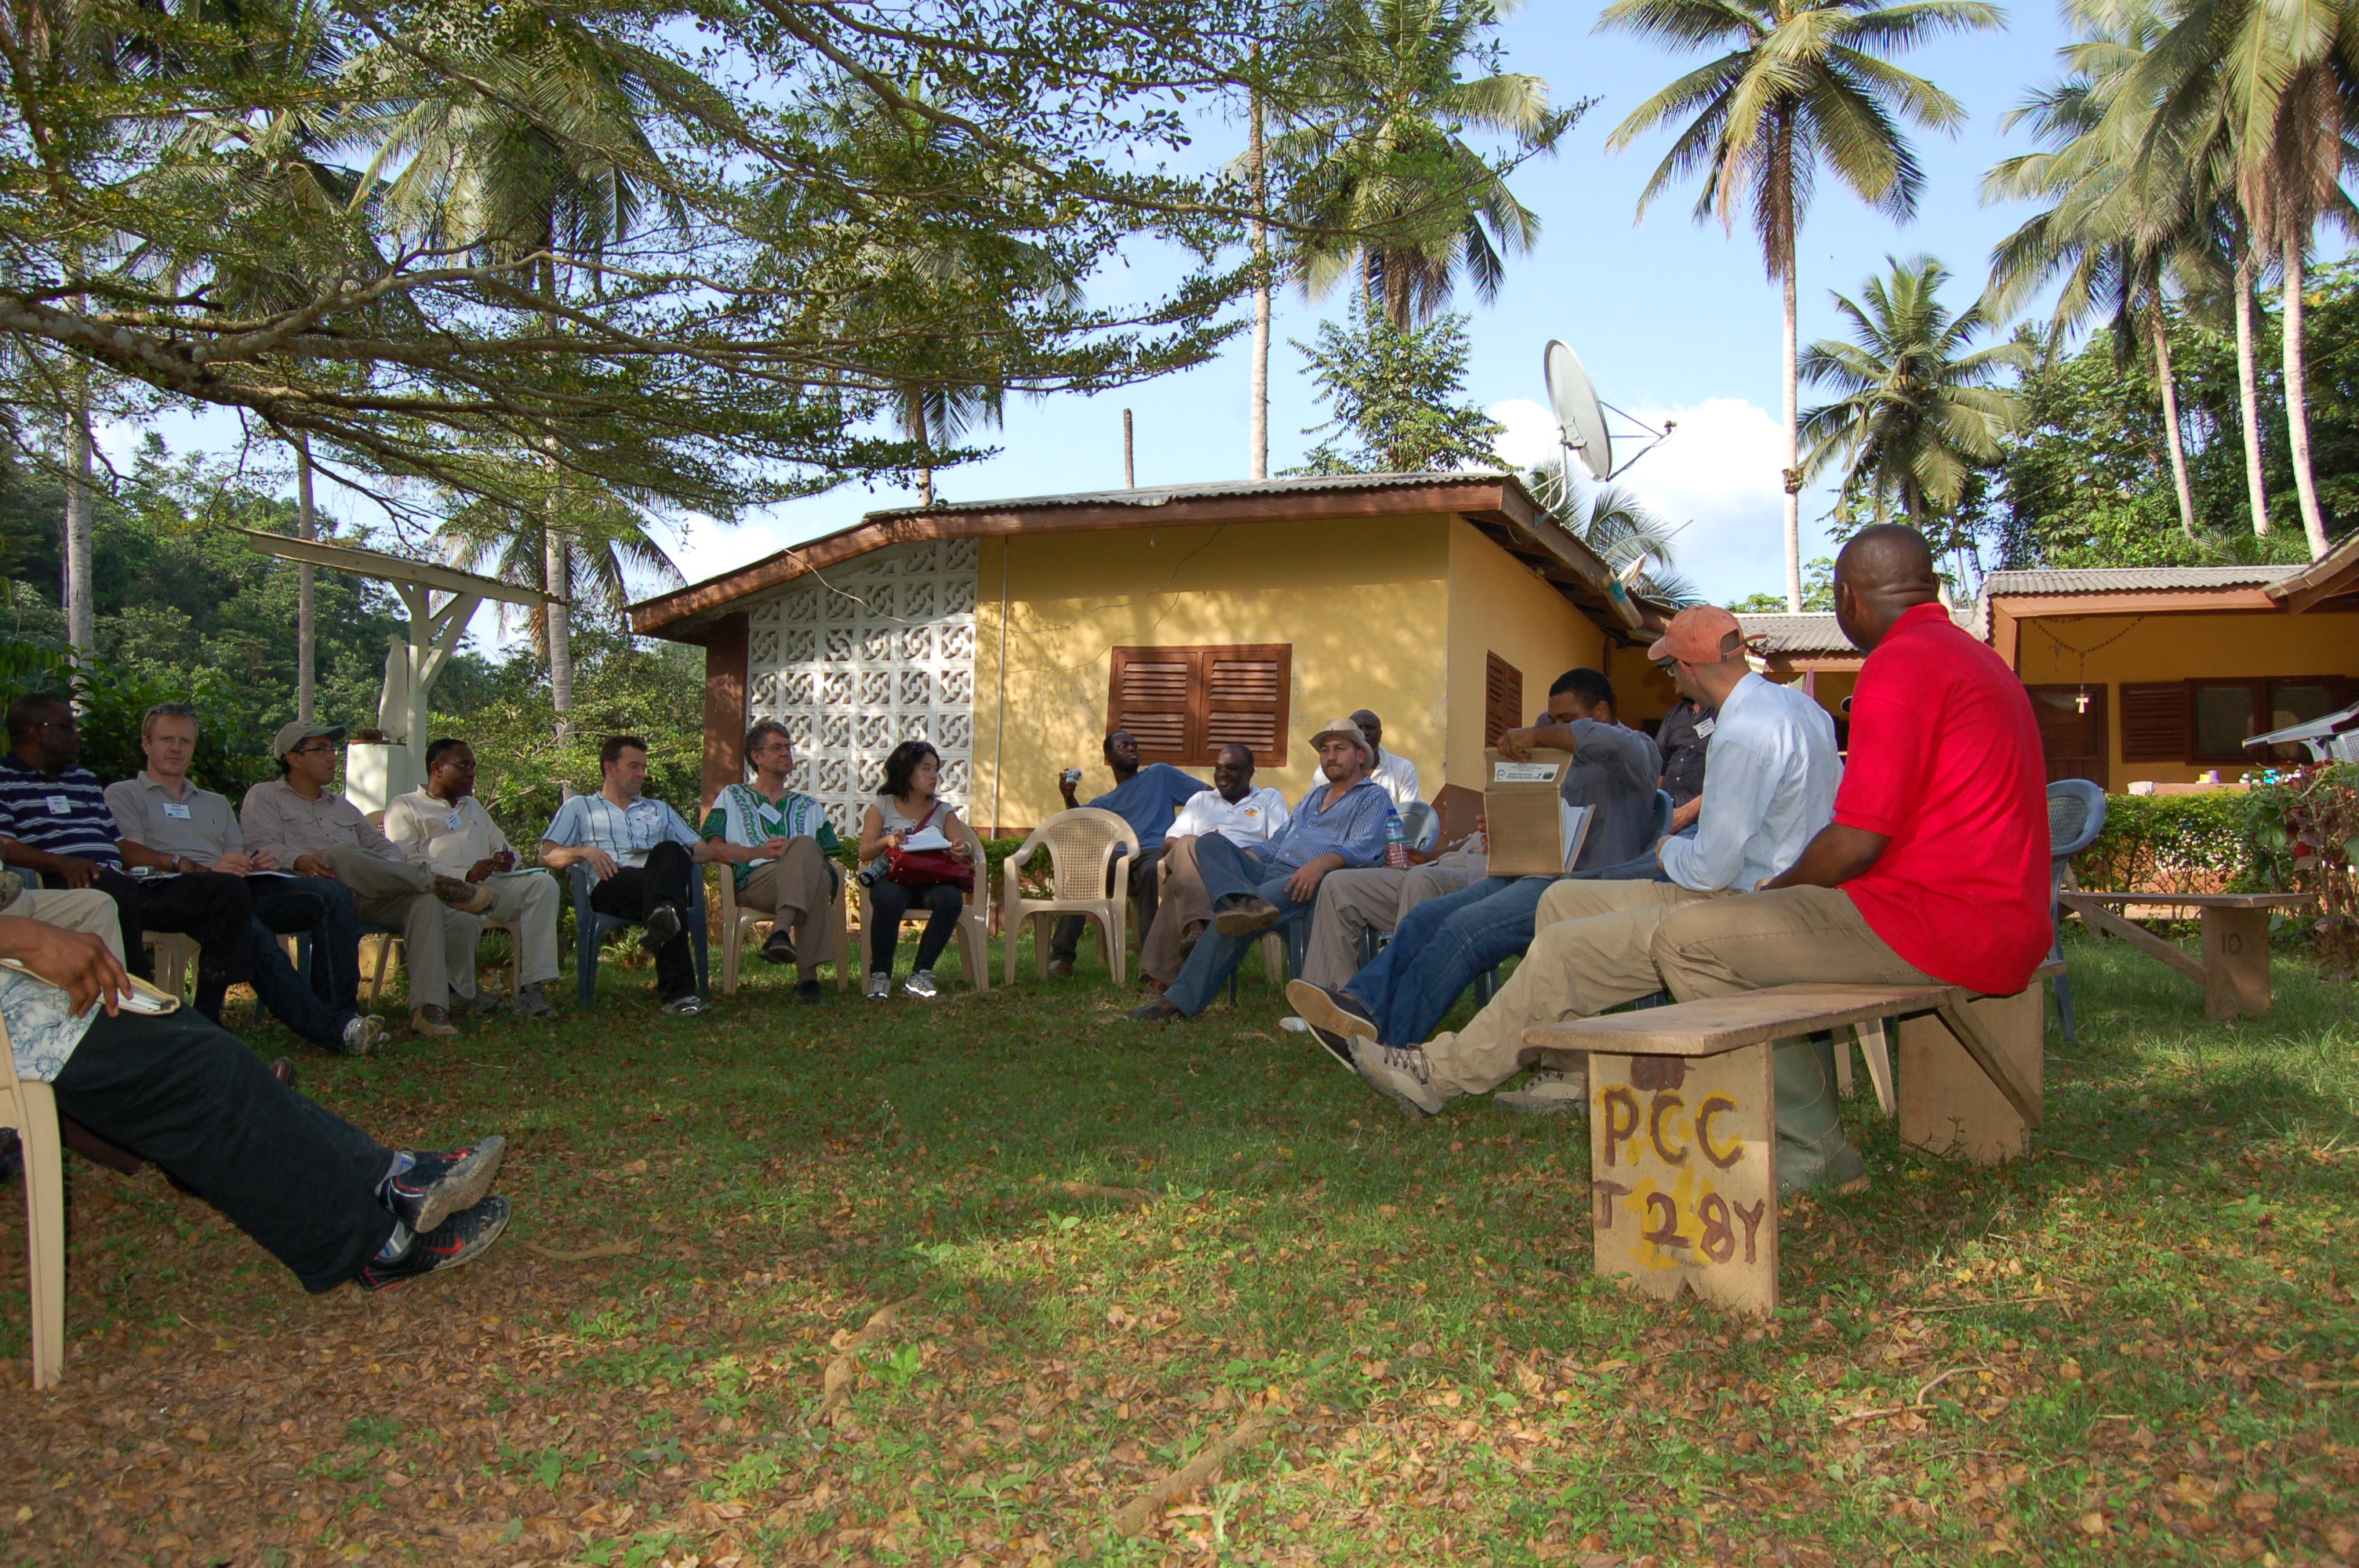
[700,612,751,811]
[1899,986,2044,1165]
[1590,1045,1779,1316]
[2201,906,2272,1020]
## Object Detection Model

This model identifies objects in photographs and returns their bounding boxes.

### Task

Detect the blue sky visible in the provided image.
[127,0,2086,643]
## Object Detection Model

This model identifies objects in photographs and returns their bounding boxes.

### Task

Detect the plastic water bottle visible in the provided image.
[1384,811,1408,869]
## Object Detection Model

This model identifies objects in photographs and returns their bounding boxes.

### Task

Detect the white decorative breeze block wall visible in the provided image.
[743,538,982,838]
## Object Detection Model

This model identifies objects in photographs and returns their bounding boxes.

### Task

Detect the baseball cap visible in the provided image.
[271,720,347,760]
[1647,605,1750,666]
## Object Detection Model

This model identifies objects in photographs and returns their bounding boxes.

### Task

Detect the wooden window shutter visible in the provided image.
[1485,653,1523,748]
[2120,681,2190,763]
[1107,644,1292,766]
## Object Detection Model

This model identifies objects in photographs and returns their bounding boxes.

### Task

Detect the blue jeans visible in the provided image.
[249,874,362,1014]
[1165,836,1314,1018]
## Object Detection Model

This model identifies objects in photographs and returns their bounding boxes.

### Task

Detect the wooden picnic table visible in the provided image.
[2057,891,2314,1020]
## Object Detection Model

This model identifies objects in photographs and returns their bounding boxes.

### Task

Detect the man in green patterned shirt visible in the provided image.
[701,720,842,1003]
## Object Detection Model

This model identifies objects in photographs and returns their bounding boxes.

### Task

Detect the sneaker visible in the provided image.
[642,902,682,947]
[409,1004,458,1039]
[660,992,704,1016]
[1348,1038,1448,1119]
[433,876,496,914]
[356,1196,511,1291]
[340,1013,387,1057]
[902,970,940,1000]
[384,1137,508,1234]
[1212,896,1284,938]
[760,927,796,966]
[1045,955,1075,978]
[1496,1068,1587,1116]
[794,978,825,1005]
[866,971,891,1000]
[1129,998,1182,1022]
[1285,980,1378,1070]
[511,983,556,1021]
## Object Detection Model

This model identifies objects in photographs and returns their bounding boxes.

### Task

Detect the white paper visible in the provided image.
[896,826,953,852]
[1559,804,1594,873]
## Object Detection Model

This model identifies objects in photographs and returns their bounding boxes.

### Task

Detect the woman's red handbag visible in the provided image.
[885,804,975,893]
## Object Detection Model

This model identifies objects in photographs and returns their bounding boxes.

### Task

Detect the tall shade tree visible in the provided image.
[1799,254,2028,527]
[1598,0,2005,612]
[2121,0,2357,558]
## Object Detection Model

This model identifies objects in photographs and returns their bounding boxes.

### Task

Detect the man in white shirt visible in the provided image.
[383,739,562,1020]
[1138,745,1289,989]
[1336,605,1841,1119]
[1354,709,1421,808]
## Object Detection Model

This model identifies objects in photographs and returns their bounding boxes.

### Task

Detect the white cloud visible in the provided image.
[1488,397,1561,473]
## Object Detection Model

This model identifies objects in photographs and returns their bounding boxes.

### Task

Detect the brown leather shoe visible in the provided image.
[269,1057,298,1090]
[433,876,496,914]
[409,1004,459,1039]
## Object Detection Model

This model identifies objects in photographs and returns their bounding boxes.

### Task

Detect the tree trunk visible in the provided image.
[1249,87,1271,482]
[2233,243,2272,536]
[907,397,933,508]
[295,433,318,723]
[2146,299,2197,539]
[63,398,93,658]
[545,527,573,723]
[2278,222,2330,558]
[1779,199,1802,614]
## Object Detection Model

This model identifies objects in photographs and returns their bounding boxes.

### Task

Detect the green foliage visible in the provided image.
[1731,557,1834,613]
[1288,294,1503,474]
[0,641,274,797]
[2077,790,2266,896]
[2244,764,2359,971]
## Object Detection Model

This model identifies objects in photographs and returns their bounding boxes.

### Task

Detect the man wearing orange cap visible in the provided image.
[1317,603,1846,1173]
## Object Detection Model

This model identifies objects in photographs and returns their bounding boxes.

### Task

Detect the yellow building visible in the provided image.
[628,474,1661,834]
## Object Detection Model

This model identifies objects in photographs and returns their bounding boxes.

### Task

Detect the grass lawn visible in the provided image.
[2,921,2356,1567]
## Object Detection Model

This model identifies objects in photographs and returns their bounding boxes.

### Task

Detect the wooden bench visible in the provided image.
[2057,891,2314,1020]
[1522,971,2053,1316]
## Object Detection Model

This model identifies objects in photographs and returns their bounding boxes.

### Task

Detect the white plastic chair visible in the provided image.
[856,816,991,992]
[0,1007,67,1387]
[999,808,1136,986]
[145,931,199,1000]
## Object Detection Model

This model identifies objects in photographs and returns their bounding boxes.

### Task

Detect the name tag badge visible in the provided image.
[162,802,193,820]
[46,794,72,815]
[446,811,463,831]
[1695,717,1717,738]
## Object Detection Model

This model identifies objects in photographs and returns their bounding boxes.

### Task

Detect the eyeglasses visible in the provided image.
[290,742,335,757]
[25,717,78,731]
[144,702,198,720]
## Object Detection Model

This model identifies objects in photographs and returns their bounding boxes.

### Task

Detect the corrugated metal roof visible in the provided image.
[1981,564,2299,595]
[860,470,1503,520]
[1736,612,1857,655]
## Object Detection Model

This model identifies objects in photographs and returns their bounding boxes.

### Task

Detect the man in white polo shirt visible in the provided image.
[1354,709,1421,808]
[383,738,562,1020]
[1139,743,1289,989]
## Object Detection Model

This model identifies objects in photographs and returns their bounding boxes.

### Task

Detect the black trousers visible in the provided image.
[51,1006,398,1292]
[587,841,696,1000]
[1051,844,1163,963]
[868,880,965,973]
[248,874,361,1012]
[86,866,253,1018]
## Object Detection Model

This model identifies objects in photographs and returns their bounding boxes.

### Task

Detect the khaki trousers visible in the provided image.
[445,869,562,989]
[736,838,839,980]
[1419,879,1729,1098]
[322,844,469,1011]
[1299,852,1486,989]
[13,887,127,962]
[1142,836,1212,986]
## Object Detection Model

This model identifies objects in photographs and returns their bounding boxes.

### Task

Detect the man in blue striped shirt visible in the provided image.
[1132,718,1395,1022]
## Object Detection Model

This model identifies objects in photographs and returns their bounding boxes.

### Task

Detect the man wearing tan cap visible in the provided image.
[239,722,493,1040]
[1131,718,1393,1022]
[1321,604,1849,1185]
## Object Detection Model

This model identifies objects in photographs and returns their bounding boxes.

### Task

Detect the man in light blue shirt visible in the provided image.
[540,736,724,1014]
[1133,719,1394,1022]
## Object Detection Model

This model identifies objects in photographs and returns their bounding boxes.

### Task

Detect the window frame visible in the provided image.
[1105,643,1293,768]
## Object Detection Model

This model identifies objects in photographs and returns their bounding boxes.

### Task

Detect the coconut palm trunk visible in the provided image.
[2145,299,2197,539]
[2232,243,2272,537]
[63,398,94,658]
[1776,125,1802,614]
[295,433,318,722]
[1249,87,1271,481]
[2277,222,2329,558]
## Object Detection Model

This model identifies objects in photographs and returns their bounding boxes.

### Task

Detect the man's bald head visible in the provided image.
[1833,524,1943,652]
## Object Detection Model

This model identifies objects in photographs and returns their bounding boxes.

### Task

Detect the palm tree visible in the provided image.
[2120,0,2354,558]
[435,480,685,653]
[1266,0,1573,328]
[1799,255,2028,528]
[1524,468,1701,602]
[1598,0,2005,612]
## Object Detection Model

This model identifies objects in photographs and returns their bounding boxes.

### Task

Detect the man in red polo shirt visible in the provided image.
[1649,524,2051,1193]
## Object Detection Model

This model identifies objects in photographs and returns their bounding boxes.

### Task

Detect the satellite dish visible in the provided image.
[1544,340,1612,481]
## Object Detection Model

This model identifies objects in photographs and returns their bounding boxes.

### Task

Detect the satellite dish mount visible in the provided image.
[1539,339,1676,508]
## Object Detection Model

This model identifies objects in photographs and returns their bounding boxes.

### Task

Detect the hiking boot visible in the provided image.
[356,1196,511,1291]
[1349,1038,1447,1119]
[1045,955,1075,978]
[761,927,796,966]
[902,970,940,1000]
[660,992,704,1016]
[433,876,496,914]
[339,1014,387,1057]
[409,1004,458,1039]
[642,902,683,947]
[1212,896,1283,938]
[384,1137,508,1234]
[511,983,556,1021]
[1285,980,1377,1070]
[1496,1068,1587,1116]
[794,979,825,1005]
[1129,998,1182,1022]
[866,971,891,1000]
